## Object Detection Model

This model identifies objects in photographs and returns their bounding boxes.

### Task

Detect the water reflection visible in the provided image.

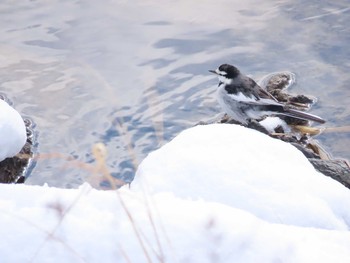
[0,0,349,187]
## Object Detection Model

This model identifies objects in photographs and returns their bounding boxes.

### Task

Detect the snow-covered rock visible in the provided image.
[0,99,26,161]
[133,124,350,230]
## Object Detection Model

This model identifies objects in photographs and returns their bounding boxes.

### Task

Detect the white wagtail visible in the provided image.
[209,64,325,125]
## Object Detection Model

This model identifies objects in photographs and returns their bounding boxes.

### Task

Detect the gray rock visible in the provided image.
[309,159,350,189]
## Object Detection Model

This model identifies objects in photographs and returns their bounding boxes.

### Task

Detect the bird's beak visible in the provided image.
[209,69,218,75]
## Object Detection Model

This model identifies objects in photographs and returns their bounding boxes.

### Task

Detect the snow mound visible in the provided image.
[133,124,350,230]
[1,124,350,262]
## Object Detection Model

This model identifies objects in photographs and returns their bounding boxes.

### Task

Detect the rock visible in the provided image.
[0,98,27,161]
[309,159,350,189]
[0,95,36,184]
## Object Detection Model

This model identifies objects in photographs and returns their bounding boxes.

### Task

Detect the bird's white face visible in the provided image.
[214,69,233,84]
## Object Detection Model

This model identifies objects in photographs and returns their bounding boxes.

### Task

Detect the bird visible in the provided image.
[209,64,326,125]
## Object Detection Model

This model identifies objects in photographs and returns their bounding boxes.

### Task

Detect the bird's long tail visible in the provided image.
[284,108,326,124]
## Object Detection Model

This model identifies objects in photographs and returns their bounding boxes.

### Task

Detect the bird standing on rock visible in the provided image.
[209,64,326,125]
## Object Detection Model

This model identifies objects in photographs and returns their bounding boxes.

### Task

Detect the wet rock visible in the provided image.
[0,117,36,183]
[290,143,321,159]
[289,95,314,105]
[309,159,350,189]
[0,96,36,184]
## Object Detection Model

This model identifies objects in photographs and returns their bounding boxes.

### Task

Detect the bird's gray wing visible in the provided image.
[239,97,282,106]
[241,76,279,102]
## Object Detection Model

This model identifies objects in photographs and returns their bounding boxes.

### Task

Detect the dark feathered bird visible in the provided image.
[209,64,325,125]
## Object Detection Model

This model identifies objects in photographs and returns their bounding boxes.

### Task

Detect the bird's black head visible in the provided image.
[209,64,240,80]
[217,64,240,79]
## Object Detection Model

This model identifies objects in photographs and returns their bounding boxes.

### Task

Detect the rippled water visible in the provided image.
[1,0,349,188]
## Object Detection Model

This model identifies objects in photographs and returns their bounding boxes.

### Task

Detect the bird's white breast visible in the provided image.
[216,84,249,124]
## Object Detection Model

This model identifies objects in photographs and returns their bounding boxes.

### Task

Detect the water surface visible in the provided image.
[1,0,349,187]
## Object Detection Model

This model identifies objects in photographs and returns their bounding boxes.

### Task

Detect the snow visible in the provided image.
[0,99,26,161]
[259,116,290,133]
[133,124,350,230]
[1,124,350,262]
